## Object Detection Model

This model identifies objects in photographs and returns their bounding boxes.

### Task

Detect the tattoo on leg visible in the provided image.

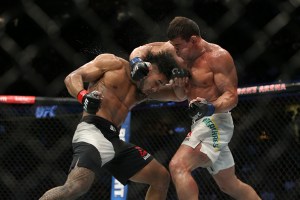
[39,167,95,200]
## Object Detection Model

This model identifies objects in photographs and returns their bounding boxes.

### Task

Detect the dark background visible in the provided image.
[1,0,300,97]
[1,1,300,199]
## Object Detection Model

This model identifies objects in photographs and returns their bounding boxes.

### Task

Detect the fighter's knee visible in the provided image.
[217,180,236,195]
[169,158,184,175]
[218,184,230,194]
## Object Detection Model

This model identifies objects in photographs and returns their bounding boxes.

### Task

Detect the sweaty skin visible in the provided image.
[65,53,168,127]
[174,37,239,113]
[130,42,188,101]
[40,53,172,200]
[130,41,186,68]
[165,16,260,200]
[131,39,238,113]
[131,31,260,199]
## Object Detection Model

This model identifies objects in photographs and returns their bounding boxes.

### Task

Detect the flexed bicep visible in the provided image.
[213,52,237,94]
[211,51,238,112]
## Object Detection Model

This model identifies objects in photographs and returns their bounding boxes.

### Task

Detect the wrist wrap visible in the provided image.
[77,89,88,104]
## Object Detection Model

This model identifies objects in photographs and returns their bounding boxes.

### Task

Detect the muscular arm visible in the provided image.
[64,54,122,98]
[211,51,238,113]
[129,42,168,60]
[130,45,151,60]
[148,83,187,102]
[130,42,188,102]
[130,42,181,60]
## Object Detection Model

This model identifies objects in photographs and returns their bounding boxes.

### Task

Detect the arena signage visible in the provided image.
[237,83,287,95]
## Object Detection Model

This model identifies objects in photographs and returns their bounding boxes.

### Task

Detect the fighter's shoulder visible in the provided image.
[93,53,126,69]
[207,44,232,61]
[95,53,125,63]
[203,45,235,70]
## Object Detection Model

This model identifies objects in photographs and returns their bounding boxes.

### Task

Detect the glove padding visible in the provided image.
[188,99,215,121]
[81,91,101,114]
[130,57,150,81]
[171,68,190,78]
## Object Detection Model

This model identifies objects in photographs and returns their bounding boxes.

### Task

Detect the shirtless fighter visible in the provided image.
[130,16,261,200]
[39,51,182,200]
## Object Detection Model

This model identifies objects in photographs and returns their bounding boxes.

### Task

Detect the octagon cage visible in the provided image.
[0,82,299,200]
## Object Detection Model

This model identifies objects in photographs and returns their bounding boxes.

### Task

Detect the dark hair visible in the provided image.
[144,51,179,80]
[167,16,200,41]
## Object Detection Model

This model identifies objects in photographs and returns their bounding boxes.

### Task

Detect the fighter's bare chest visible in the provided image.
[189,65,213,88]
[102,78,140,104]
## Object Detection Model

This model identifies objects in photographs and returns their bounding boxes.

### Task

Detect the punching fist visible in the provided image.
[188,98,215,121]
[77,90,101,114]
[129,57,150,81]
[171,68,190,79]
[169,68,190,88]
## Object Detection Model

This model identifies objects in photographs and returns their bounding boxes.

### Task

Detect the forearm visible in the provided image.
[129,45,151,60]
[148,85,186,102]
[188,93,236,121]
[212,91,238,113]
[172,85,187,101]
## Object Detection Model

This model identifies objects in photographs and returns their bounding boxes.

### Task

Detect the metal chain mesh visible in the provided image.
[1,0,300,199]
[0,93,299,199]
[1,0,300,96]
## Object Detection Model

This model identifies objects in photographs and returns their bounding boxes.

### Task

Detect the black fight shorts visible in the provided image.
[69,115,153,185]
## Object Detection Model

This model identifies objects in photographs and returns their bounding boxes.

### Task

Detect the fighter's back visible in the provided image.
[86,54,139,127]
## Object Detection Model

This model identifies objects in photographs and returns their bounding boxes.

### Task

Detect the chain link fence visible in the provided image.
[0,87,299,199]
[1,0,300,200]
[1,0,300,96]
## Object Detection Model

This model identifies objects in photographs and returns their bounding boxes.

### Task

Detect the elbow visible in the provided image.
[64,74,71,88]
[232,100,238,109]
[232,93,238,109]
[64,72,78,91]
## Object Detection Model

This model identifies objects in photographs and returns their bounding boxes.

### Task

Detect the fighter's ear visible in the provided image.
[190,35,197,44]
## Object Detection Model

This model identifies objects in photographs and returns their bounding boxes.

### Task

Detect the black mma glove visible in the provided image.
[171,68,190,78]
[77,90,101,114]
[129,57,150,81]
[188,99,215,121]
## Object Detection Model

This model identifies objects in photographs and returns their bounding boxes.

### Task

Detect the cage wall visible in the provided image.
[0,91,299,200]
